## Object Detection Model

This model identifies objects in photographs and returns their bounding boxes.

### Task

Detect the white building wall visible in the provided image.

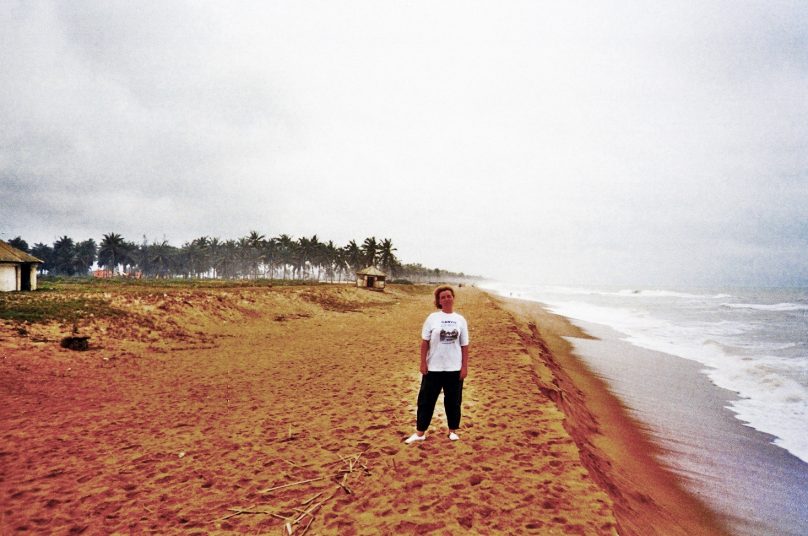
[0,264,18,292]
[29,265,38,291]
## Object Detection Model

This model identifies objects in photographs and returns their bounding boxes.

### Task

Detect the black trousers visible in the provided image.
[416,371,464,432]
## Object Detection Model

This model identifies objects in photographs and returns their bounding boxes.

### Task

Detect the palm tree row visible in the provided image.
[10,232,406,282]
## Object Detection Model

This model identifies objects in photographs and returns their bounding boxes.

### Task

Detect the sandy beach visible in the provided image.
[1,284,728,534]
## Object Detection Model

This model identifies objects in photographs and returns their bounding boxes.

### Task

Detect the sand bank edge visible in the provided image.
[487,292,732,536]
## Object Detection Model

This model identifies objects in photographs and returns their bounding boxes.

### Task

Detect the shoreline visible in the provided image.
[1,283,730,534]
[492,293,731,536]
[562,317,808,536]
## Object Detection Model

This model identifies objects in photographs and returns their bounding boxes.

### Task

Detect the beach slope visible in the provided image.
[494,295,730,536]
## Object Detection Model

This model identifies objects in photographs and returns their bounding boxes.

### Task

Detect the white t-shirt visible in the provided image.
[421,311,469,371]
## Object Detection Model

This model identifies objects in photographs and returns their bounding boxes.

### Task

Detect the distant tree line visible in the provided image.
[6,233,474,283]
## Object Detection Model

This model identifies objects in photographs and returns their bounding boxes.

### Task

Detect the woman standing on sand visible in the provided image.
[405,285,470,444]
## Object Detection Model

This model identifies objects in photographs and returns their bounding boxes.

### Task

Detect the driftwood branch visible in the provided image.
[220,506,290,523]
[280,458,313,469]
[293,497,329,524]
[335,473,352,494]
[301,491,324,506]
[259,477,326,494]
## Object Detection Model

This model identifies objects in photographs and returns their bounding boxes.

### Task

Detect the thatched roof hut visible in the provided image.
[355,266,387,291]
[0,240,44,292]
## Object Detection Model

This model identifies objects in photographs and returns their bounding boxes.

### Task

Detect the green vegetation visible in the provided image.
[36,276,298,292]
[0,292,124,323]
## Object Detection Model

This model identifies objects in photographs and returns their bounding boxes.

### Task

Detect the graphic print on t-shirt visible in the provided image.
[439,326,459,344]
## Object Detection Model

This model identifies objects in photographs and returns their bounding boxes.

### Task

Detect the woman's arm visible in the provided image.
[460,345,469,379]
[420,339,429,375]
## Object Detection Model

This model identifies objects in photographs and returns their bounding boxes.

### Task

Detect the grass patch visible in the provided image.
[3,277,352,323]
[0,294,125,323]
[37,276,314,293]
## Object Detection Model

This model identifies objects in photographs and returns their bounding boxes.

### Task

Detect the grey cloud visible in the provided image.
[2,1,808,285]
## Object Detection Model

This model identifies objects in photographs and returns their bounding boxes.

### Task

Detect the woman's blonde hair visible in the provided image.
[433,285,455,309]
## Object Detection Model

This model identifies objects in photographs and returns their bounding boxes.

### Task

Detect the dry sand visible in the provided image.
[1,284,728,534]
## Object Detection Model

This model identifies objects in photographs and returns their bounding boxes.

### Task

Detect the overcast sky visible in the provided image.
[2,1,807,286]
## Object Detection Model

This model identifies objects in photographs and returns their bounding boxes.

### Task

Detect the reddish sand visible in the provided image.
[0,285,727,534]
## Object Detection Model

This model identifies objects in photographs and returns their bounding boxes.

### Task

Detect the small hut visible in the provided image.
[0,240,44,292]
[355,266,387,291]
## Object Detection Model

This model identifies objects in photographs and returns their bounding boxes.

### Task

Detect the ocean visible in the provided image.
[481,282,808,536]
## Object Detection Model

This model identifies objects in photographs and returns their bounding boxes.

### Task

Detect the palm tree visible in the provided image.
[74,239,97,275]
[321,240,336,282]
[121,240,139,274]
[275,234,295,280]
[183,239,199,278]
[147,240,176,278]
[293,236,312,280]
[362,236,379,268]
[262,237,278,278]
[297,235,324,281]
[315,238,330,281]
[344,240,363,272]
[51,236,77,276]
[378,238,399,276]
[98,233,128,274]
[217,239,239,279]
[133,237,150,276]
[207,237,225,278]
[31,243,53,274]
[234,237,250,278]
[180,238,208,278]
[245,230,266,278]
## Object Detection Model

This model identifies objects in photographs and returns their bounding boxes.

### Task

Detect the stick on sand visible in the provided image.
[259,477,326,494]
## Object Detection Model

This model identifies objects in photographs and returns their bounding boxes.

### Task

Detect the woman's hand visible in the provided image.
[420,362,428,375]
[460,365,468,379]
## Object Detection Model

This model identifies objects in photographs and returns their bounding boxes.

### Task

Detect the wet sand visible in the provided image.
[1,285,727,534]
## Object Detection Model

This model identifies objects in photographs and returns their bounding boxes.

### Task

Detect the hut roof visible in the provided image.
[356,266,387,277]
[0,240,44,264]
